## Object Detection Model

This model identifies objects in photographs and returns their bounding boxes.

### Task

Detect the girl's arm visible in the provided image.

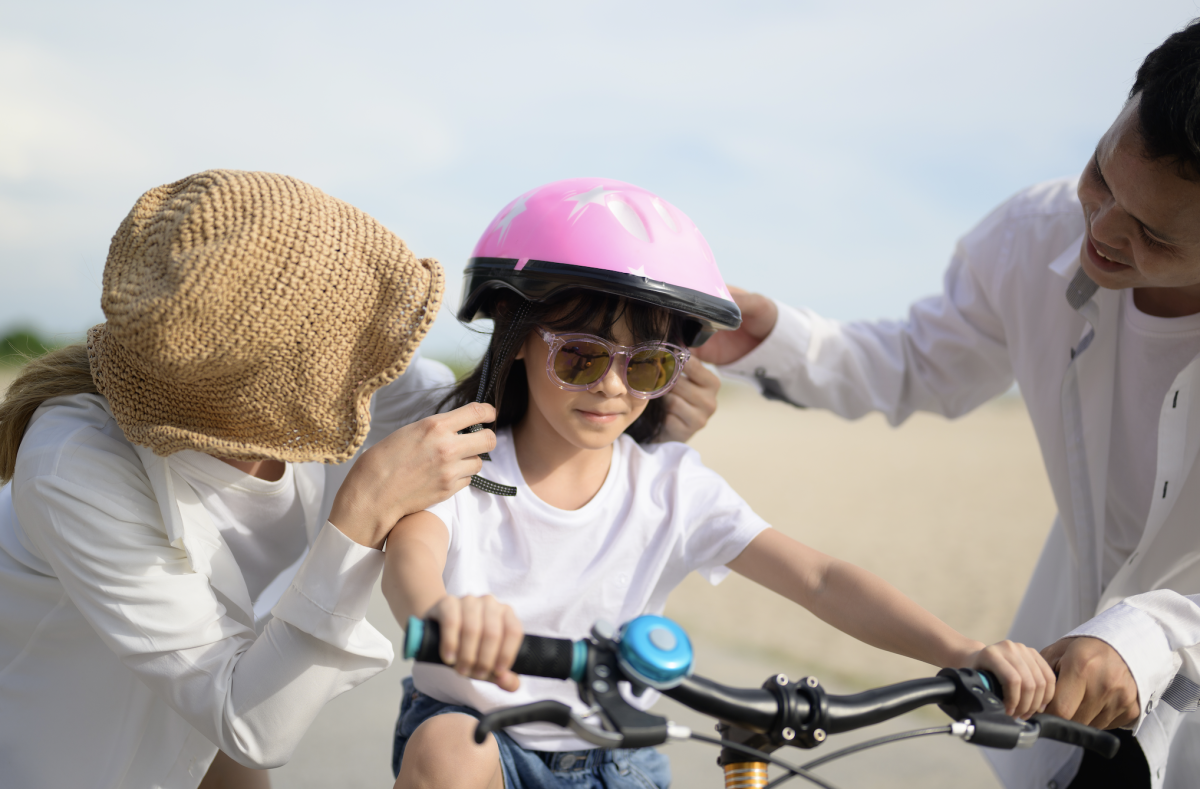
[726,528,1055,719]
[382,511,524,691]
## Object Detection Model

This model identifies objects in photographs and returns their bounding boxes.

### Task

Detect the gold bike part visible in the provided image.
[723,761,769,789]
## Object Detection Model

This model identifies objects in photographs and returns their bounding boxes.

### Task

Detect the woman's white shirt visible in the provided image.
[412,426,770,751]
[0,354,454,789]
[170,451,309,615]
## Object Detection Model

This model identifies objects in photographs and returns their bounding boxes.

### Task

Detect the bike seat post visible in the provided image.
[716,721,775,788]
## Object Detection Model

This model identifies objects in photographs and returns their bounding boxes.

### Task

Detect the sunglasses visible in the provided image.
[539,329,691,399]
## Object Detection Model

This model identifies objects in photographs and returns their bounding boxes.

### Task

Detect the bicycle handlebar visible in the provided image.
[1028,715,1120,759]
[403,616,1120,760]
[404,616,585,682]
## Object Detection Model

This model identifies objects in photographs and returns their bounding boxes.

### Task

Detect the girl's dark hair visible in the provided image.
[443,291,686,444]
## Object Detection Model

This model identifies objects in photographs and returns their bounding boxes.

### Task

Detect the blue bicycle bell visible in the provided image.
[615,615,693,689]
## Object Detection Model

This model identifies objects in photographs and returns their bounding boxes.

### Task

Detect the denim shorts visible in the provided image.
[393,677,671,789]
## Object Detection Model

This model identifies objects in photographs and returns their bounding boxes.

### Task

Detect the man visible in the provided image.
[697,20,1200,789]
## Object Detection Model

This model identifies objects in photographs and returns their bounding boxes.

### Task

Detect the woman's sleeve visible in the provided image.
[13,432,391,770]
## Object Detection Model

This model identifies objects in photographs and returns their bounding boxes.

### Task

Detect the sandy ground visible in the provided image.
[268,383,1055,789]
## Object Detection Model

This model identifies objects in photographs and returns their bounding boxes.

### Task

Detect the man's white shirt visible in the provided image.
[721,178,1200,789]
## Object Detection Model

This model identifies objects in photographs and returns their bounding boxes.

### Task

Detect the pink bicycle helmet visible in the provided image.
[459,178,740,345]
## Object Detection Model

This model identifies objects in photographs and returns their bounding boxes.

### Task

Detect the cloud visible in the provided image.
[2,0,1199,348]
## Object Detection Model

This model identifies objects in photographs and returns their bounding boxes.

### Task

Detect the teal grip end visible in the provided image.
[404,616,425,660]
[570,640,588,683]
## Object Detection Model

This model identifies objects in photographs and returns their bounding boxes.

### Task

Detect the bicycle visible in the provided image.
[403,614,1119,789]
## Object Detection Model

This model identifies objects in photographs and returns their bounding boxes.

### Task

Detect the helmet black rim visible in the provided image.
[457,257,741,347]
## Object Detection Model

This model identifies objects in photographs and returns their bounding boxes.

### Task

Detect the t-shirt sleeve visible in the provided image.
[671,445,771,585]
[424,495,457,544]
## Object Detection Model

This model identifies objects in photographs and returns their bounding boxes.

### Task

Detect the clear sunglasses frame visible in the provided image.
[538,328,691,400]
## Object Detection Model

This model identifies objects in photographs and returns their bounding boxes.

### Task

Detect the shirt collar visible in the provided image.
[1050,233,1085,279]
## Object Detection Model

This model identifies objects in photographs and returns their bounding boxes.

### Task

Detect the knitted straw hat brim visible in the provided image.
[88,169,444,463]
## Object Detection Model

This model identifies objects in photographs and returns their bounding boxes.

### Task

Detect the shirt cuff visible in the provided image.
[1065,602,1177,730]
[271,521,385,647]
[719,300,812,390]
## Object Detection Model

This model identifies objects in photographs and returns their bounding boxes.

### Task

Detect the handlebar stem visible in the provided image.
[763,673,831,749]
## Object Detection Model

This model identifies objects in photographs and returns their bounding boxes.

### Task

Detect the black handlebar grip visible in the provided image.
[511,633,578,680]
[407,618,580,680]
[1031,715,1121,760]
[474,701,575,744]
[978,669,1004,699]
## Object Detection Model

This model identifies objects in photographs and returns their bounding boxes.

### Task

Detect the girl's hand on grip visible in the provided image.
[426,594,524,692]
[967,639,1056,719]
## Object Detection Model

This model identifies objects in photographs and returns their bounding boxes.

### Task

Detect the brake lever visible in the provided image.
[473,700,688,749]
[474,701,576,744]
[577,630,672,747]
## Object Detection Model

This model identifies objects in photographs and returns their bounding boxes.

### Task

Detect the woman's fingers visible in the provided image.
[330,404,498,547]
[433,401,499,434]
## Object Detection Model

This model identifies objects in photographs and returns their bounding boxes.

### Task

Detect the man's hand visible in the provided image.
[329,403,497,549]
[659,357,720,443]
[692,286,779,365]
[1041,636,1141,729]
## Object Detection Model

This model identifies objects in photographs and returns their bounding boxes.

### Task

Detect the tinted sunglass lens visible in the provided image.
[627,349,677,393]
[553,341,611,386]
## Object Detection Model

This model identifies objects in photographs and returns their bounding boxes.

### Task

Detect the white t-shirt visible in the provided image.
[1103,289,1200,587]
[170,451,309,616]
[412,427,770,751]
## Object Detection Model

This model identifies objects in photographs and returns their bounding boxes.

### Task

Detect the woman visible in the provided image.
[0,170,497,788]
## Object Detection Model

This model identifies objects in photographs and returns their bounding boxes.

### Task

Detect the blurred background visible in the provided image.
[4,1,1199,363]
[5,2,1200,786]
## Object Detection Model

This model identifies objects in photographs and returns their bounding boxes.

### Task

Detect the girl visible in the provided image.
[383,178,1055,789]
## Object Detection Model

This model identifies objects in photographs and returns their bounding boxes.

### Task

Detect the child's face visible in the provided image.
[517,312,651,451]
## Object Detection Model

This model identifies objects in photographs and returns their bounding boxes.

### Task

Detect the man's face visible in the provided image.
[1077,94,1200,314]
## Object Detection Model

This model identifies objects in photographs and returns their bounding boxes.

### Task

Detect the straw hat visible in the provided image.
[87,169,444,463]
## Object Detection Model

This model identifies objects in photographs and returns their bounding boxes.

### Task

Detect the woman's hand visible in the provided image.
[963,639,1057,720]
[659,358,720,443]
[424,594,524,692]
[329,403,497,549]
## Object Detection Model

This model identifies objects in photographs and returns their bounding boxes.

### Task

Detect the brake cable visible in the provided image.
[688,732,842,789]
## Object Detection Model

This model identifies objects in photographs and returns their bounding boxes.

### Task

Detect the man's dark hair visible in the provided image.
[441,291,685,444]
[1132,18,1200,179]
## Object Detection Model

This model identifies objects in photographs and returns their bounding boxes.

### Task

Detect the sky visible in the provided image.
[3,0,1200,365]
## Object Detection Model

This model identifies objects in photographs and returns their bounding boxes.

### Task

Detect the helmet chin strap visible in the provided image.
[464,299,531,496]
